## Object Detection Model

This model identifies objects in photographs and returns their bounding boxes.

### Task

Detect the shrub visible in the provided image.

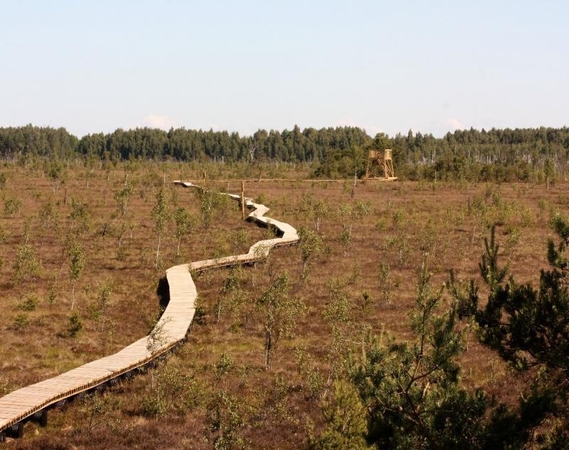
[18,295,39,311]
[66,312,83,337]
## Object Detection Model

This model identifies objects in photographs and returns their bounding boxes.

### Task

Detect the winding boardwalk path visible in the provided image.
[0,182,298,441]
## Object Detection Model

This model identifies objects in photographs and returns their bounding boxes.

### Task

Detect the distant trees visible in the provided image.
[1,124,569,183]
[0,125,77,160]
[392,127,569,182]
[0,124,372,165]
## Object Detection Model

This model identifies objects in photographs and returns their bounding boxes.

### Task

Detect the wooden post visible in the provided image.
[241,180,246,220]
[33,409,48,427]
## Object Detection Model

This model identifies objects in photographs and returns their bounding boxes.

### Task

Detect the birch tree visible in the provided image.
[152,188,170,268]
[256,272,305,370]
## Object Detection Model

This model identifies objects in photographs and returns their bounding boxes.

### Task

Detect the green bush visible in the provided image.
[18,295,39,311]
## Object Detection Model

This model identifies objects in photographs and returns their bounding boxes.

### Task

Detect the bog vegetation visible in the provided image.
[0,127,568,448]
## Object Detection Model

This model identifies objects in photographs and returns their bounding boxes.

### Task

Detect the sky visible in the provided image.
[1,0,568,138]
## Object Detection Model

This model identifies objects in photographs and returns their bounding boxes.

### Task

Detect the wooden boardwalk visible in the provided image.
[0,182,299,441]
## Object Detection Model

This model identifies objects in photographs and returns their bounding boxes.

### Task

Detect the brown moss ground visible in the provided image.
[1,163,567,448]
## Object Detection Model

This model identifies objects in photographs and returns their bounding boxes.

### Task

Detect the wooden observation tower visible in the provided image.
[365,149,397,180]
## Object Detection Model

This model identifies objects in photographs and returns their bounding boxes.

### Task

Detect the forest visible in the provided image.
[0,124,568,182]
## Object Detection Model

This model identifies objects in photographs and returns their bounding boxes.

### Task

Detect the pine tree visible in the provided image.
[451,222,569,447]
[348,258,492,449]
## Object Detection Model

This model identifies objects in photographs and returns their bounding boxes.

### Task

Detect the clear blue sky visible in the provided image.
[1,0,567,138]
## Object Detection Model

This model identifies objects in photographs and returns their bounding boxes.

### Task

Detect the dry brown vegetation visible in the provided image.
[1,161,567,449]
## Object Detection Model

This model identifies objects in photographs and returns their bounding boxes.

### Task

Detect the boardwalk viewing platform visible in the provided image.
[0,182,299,441]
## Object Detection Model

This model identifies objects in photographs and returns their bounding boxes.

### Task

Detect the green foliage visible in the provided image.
[80,391,119,433]
[205,390,247,450]
[257,272,305,370]
[173,206,196,257]
[12,243,42,284]
[141,392,165,417]
[547,214,569,269]
[66,312,83,337]
[450,222,569,447]
[47,161,67,192]
[113,180,134,216]
[378,262,394,304]
[472,225,569,374]
[298,226,324,280]
[195,188,230,229]
[315,254,567,449]
[346,260,496,449]
[18,295,39,311]
[218,265,246,325]
[214,352,234,379]
[337,203,354,250]
[152,187,170,234]
[309,381,371,450]
[38,198,60,239]
[230,228,250,254]
[3,125,569,182]
[152,187,171,268]
[447,270,478,320]
[12,313,29,329]
[3,125,569,183]
[478,226,508,290]
[68,240,85,309]
[142,365,200,417]
[312,145,369,179]
[295,348,325,400]
[544,157,555,188]
[146,317,169,355]
[336,200,372,254]
[0,222,6,245]
[47,161,63,181]
[69,197,92,234]
[3,197,22,216]
[324,279,353,326]
[312,198,332,233]
[90,282,112,331]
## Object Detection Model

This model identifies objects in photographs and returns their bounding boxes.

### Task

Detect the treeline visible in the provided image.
[392,127,569,182]
[0,125,370,164]
[1,124,568,182]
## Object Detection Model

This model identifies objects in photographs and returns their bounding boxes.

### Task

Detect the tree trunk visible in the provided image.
[155,235,162,268]
[264,330,272,371]
[71,283,76,310]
